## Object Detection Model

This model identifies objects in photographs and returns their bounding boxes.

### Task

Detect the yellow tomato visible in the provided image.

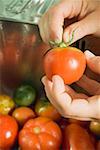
[0,95,15,115]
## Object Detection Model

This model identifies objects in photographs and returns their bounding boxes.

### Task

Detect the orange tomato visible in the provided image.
[35,97,61,121]
[19,117,62,150]
[0,115,18,149]
[43,47,86,84]
[12,107,36,126]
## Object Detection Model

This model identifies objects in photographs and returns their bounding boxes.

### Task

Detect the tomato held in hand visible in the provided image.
[0,115,18,149]
[19,117,62,150]
[35,97,61,121]
[43,47,86,84]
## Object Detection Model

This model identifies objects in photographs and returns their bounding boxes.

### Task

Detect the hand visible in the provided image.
[38,0,100,45]
[41,50,100,120]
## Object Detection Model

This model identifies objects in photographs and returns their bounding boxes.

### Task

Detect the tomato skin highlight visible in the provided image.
[43,47,86,84]
[0,114,18,149]
[19,117,62,150]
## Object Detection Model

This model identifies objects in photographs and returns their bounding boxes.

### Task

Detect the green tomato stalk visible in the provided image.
[49,30,75,48]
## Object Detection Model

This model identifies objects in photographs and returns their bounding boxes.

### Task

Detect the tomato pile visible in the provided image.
[0,84,62,150]
[0,84,100,150]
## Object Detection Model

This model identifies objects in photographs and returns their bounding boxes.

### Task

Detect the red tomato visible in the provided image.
[62,123,95,150]
[43,47,86,84]
[0,114,18,149]
[19,117,62,150]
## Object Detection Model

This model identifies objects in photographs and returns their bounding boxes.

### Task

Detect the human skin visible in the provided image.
[38,0,100,45]
[41,50,100,120]
[39,0,100,120]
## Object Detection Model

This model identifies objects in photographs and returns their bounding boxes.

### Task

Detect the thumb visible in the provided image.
[84,50,100,74]
[63,12,98,44]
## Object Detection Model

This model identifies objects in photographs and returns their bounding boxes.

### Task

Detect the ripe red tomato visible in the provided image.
[43,47,86,84]
[62,123,95,150]
[0,114,18,149]
[19,117,62,150]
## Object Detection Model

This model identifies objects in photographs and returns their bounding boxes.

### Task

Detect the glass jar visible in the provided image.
[0,21,49,95]
[0,0,60,95]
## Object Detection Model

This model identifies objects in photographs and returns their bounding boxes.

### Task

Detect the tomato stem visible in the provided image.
[49,30,75,48]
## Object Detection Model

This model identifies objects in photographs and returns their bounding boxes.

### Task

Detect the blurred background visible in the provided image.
[0,21,99,96]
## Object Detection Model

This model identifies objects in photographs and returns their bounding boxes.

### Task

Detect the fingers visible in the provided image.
[52,75,72,107]
[39,0,100,44]
[70,95,100,120]
[76,75,100,95]
[42,75,100,120]
[38,15,50,43]
[85,50,100,74]
[41,76,64,113]
[38,4,64,44]
[42,75,72,116]
[77,51,100,95]
[65,85,88,99]
[41,76,55,103]
[76,50,100,95]
[87,95,100,119]
[38,0,82,44]
[63,11,99,44]
[42,75,66,114]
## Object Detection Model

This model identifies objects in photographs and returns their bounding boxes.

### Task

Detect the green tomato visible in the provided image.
[13,85,36,106]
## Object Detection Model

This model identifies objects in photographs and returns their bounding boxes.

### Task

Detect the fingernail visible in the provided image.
[41,76,46,84]
[85,50,95,59]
